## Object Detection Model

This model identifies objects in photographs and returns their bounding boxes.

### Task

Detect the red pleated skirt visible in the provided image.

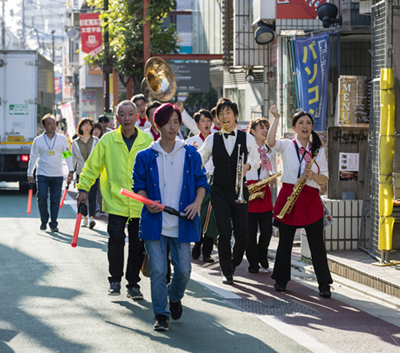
[273,183,323,226]
[246,180,273,213]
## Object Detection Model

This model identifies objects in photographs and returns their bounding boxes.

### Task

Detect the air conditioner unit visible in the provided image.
[252,0,276,25]
[359,0,372,15]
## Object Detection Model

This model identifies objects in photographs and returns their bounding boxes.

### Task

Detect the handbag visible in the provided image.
[141,251,150,277]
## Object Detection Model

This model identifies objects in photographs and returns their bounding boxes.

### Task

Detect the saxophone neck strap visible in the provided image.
[293,140,319,178]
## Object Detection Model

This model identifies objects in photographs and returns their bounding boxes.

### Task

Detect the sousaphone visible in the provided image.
[142,57,177,102]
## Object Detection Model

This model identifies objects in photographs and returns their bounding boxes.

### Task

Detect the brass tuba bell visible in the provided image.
[143,57,177,102]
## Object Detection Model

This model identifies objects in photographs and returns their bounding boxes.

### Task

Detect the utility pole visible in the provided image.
[1,0,5,49]
[103,0,111,113]
[51,30,55,62]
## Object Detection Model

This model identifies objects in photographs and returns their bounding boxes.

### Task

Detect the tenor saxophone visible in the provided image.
[277,152,318,219]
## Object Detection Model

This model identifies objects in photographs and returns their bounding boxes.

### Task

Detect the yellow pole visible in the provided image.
[378,68,395,250]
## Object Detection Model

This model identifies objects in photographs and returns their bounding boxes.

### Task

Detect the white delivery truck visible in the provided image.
[0,50,54,192]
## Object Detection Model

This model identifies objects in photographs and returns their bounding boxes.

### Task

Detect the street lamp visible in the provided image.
[254,21,275,45]
[25,29,39,50]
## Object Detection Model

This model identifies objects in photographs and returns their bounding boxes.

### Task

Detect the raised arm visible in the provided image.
[267,105,280,148]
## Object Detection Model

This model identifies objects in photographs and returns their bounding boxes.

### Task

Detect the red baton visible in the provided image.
[71,202,86,247]
[27,183,33,215]
[120,188,188,219]
[60,181,71,209]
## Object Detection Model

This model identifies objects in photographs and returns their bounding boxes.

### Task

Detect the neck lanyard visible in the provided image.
[44,133,57,150]
[293,140,308,178]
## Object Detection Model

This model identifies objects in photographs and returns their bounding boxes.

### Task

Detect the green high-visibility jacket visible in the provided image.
[77,126,153,218]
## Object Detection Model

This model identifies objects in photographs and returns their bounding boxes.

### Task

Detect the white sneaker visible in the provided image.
[82,218,88,227]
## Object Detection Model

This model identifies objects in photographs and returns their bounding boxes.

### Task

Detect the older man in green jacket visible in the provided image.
[77,100,153,299]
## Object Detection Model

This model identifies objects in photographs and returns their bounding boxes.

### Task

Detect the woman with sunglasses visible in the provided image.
[267,105,333,298]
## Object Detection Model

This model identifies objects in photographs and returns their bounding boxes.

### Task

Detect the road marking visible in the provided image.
[191,270,336,353]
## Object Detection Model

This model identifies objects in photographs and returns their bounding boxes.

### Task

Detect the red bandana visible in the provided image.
[199,133,206,142]
[138,116,147,127]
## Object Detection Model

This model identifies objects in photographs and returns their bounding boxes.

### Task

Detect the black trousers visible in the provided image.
[107,215,145,289]
[193,233,214,258]
[210,184,249,277]
[246,211,273,271]
[272,218,333,285]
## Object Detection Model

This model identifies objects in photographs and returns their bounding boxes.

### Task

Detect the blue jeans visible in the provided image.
[144,237,191,317]
[36,175,63,228]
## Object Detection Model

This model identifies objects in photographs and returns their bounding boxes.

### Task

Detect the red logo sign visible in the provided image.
[276,0,326,19]
[54,77,61,94]
[80,13,103,56]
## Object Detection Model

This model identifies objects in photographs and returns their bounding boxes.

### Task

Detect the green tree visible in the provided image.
[85,0,179,93]
[183,84,219,117]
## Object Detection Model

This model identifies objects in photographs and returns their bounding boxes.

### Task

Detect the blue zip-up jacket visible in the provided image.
[132,142,209,243]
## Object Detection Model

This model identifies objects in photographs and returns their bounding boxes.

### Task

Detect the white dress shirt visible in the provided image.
[246,145,277,181]
[28,133,73,177]
[186,134,215,174]
[271,138,328,190]
[181,110,200,135]
[198,126,261,171]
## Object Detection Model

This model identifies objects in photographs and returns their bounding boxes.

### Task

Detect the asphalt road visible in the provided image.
[1,185,400,353]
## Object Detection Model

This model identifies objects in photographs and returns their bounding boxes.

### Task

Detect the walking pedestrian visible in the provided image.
[133,103,208,331]
[27,114,74,232]
[76,100,153,299]
[71,118,99,229]
[267,105,333,298]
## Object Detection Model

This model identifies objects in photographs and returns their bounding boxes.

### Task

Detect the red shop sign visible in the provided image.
[80,13,103,56]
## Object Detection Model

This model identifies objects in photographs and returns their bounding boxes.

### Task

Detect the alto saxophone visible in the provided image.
[248,171,282,202]
[277,151,318,219]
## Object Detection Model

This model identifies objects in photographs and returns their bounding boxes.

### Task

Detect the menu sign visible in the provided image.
[338,76,370,125]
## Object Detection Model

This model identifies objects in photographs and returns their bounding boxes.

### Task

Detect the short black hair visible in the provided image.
[194,109,212,124]
[216,97,239,118]
[146,101,162,118]
[98,115,109,123]
[131,94,147,104]
[77,117,94,136]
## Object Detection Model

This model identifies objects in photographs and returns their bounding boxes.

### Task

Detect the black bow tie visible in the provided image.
[224,131,235,139]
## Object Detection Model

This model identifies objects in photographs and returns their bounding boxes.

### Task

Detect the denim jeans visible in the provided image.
[144,236,191,317]
[36,175,63,228]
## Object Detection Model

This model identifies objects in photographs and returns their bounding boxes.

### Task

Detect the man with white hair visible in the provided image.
[76,100,153,300]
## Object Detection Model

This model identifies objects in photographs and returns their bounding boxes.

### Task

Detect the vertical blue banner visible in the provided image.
[293,32,330,131]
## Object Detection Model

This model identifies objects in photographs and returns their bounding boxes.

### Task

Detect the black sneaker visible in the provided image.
[169,300,182,320]
[274,281,287,292]
[108,282,121,296]
[89,219,96,229]
[203,256,214,263]
[50,227,59,232]
[127,286,144,300]
[40,223,47,230]
[319,284,332,298]
[154,314,169,331]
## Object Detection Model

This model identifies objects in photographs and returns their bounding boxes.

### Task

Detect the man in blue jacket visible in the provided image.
[133,103,208,331]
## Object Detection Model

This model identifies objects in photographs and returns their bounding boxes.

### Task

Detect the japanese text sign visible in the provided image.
[293,32,330,131]
[80,13,103,56]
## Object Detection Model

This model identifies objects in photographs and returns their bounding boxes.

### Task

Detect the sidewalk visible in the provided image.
[268,234,400,301]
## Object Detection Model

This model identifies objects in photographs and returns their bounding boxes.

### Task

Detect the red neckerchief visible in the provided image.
[199,133,206,142]
[213,125,220,131]
[138,115,147,127]
[150,127,160,141]
[292,140,320,174]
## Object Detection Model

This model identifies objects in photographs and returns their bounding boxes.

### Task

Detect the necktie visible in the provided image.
[224,131,235,139]
[299,147,312,165]
[258,147,272,171]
